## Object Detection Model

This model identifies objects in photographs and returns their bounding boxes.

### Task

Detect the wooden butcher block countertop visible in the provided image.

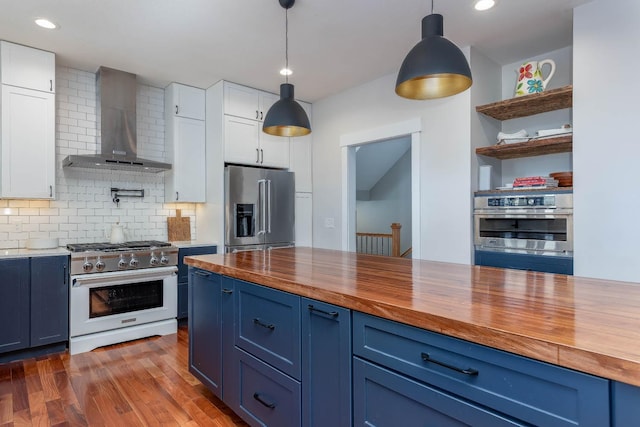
[185,247,640,387]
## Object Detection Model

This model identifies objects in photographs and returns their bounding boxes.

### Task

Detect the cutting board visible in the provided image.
[167,209,191,241]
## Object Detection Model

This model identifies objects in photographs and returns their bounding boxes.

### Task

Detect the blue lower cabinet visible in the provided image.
[178,245,217,319]
[611,381,640,426]
[353,357,523,426]
[475,250,573,275]
[188,269,222,398]
[353,312,610,427]
[301,299,352,427]
[233,347,301,427]
[30,256,69,347]
[0,258,30,353]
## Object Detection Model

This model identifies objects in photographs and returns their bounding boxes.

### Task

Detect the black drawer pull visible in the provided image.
[253,318,275,331]
[222,288,233,294]
[421,352,479,376]
[307,304,339,318]
[253,392,276,409]
[194,271,211,277]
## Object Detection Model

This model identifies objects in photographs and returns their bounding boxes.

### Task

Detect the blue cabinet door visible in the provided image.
[188,268,222,398]
[30,256,69,347]
[301,298,352,427]
[221,276,236,404]
[0,258,30,353]
[177,245,217,319]
[612,381,640,426]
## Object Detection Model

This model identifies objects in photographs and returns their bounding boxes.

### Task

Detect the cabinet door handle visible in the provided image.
[49,185,53,197]
[420,352,479,376]
[176,191,179,201]
[63,264,68,286]
[260,149,264,164]
[253,392,276,409]
[256,110,259,120]
[307,304,339,318]
[253,317,275,331]
[194,270,211,277]
[50,79,53,91]
[260,111,263,120]
[176,105,179,115]
[256,148,260,163]
[222,288,233,294]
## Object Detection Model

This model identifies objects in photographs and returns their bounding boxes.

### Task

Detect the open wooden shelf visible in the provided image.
[475,134,572,160]
[475,85,573,121]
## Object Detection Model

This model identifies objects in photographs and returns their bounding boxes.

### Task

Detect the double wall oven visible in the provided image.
[474,192,573,275]
[67,241,178,355]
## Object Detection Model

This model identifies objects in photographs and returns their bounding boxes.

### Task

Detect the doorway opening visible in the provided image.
[340,119,421,259]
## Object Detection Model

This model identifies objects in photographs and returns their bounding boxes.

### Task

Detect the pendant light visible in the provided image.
[263,0,311,137]
[395,0,472,100]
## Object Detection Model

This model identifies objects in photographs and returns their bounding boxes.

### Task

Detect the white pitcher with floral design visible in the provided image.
[514,59,556,97]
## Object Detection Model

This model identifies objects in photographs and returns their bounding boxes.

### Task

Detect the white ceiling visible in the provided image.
[0,0,591,102]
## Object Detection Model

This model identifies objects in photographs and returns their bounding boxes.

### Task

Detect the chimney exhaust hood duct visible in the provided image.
[63,66,171,173]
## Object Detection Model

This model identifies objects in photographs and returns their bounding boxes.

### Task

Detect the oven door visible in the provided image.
[70,266,177,338]
[474,212,573,255]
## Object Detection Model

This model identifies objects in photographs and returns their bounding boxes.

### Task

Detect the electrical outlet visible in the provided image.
[13,223,21,232]
[324,217,335,228]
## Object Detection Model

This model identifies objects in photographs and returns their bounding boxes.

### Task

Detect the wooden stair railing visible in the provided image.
[356,223,402,257]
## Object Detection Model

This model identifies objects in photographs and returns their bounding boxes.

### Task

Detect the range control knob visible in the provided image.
[129,254,139,268]
[118,255,128,269]
[528,198,535,206]
[150,254,160,266]
[95,258,106,272]
[82,259,94,273]
[160,252,169,265]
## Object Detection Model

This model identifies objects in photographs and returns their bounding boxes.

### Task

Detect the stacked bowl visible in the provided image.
[550,171,573,187]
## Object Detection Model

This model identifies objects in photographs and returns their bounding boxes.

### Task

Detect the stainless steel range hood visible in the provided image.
[63,66,171,173]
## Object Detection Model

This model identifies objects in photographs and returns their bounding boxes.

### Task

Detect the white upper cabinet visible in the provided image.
[0,41,55,93]
[222,82,290,168]
[224,81,278,122]
[165,83,206,203]
[167,82,205,120]
[1,85,55,199]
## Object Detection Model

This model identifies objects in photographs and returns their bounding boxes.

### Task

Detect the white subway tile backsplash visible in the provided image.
[0,66,200,248]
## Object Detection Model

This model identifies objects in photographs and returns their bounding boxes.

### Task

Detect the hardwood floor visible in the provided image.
[0,325,249,426]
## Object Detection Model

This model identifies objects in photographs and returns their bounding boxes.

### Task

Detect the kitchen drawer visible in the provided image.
[353,312,609,427]
[233,347,301,427]
[178,245,217,283]
[353,357,523,427]
[235,280,301,380]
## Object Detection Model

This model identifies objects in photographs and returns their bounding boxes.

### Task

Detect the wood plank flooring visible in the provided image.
[0,325,249,426]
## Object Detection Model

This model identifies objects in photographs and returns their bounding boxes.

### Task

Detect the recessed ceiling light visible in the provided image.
[280,67,292,76]
[35,18,57,29]
[474,0,495,11]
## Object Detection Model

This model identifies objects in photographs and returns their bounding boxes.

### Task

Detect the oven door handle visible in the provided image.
[71,266,177,288]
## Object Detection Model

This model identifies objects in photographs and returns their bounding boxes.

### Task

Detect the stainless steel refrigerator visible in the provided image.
[224,165,295,252]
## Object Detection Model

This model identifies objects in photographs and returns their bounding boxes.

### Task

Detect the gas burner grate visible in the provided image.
[67,240,172,252]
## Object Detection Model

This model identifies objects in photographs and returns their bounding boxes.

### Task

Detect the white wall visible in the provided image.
[0,66,196,249]
[573,0,640,282]
[312,59,472,264]
[356,149,412,254]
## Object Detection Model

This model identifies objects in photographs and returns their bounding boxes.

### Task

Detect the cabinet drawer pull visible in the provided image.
[253,317,275,331]
[194,270,211,277]
[176,105,179,115]
[308,304,339,318]
[253,392,276,409]
[222,288,233,294]
[49,185,53,197]
[260,148,264,164]
[420,352,478,376]
[260,111,263,121]
[256,110,259,120]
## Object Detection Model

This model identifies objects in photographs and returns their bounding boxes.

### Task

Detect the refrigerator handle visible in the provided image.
[258,179,267,235]
[267,180,272,234]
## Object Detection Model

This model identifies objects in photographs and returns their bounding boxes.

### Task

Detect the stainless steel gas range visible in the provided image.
[67,240,179,355]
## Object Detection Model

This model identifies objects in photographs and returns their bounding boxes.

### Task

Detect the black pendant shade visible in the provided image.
[396,14,472,100]
[262,0,311,137]
[263,83,311,137]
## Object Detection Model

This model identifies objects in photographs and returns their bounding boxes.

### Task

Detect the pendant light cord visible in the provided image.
[431,0,434,14]
[285,7,289,83]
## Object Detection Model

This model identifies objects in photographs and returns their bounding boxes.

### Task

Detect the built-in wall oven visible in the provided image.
[473,192,573,274]
[68,241,178,355]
